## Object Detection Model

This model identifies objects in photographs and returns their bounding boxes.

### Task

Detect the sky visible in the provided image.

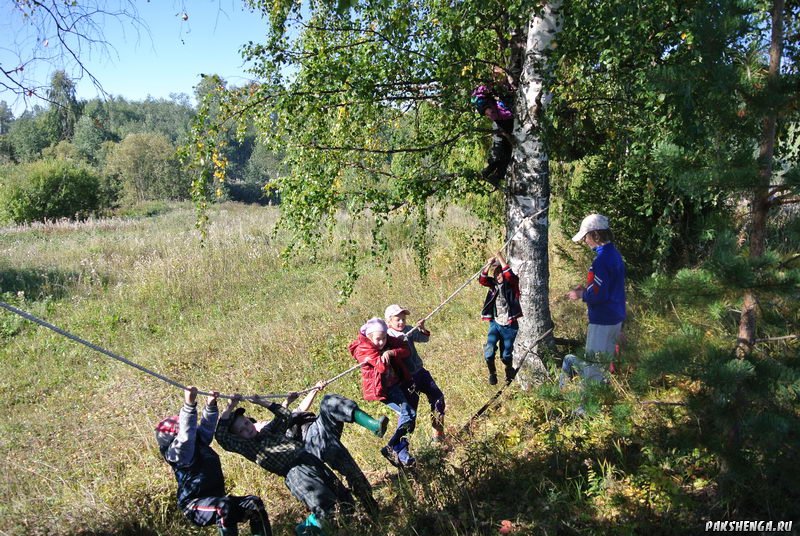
[0,1,271,116]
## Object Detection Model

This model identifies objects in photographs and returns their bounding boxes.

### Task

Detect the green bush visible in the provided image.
[0,160,103,224]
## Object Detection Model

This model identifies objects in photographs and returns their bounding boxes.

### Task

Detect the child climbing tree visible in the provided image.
[188,0,564,385]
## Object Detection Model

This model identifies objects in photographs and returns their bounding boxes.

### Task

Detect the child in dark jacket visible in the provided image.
[471,84,514,187]
[155,386,271,536]
[215,388,386,535]
[478,252,523,385]
[348,317,417,468]
[384,304,446,442]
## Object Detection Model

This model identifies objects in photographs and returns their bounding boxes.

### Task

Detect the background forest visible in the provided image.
[0,72,279,223]
[0,0,798,534]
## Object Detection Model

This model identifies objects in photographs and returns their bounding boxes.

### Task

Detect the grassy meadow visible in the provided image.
[0,202,795,535]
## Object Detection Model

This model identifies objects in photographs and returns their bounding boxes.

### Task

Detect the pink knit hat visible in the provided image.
[155,415,179,449]
[360,317,388,336]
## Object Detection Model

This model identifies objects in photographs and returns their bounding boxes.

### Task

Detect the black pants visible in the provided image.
[482,118,513,185]
[182,494,271,535]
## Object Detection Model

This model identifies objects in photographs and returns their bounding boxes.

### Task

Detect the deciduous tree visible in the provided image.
[7,107,54,162]
[189,0,563,383]
[44,70,81,141]
[106,132,186,203]
[0,101,13,135]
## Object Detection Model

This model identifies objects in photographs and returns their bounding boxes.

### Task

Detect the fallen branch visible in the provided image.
[754,334,798,343]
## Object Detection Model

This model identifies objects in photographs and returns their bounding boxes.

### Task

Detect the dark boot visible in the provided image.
[487,360,498,385]
[393,438,416,467]
[504,362,517,384]
[250,510,273,536]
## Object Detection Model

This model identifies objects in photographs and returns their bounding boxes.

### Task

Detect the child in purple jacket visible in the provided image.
[471,84,514,186]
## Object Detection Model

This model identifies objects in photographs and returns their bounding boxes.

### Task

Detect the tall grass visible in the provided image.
[0,202,514,534]
[2,202,796,535]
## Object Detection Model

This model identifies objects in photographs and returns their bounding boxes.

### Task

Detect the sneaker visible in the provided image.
[393,438,416,468]
[295,513,325,536]
[488,372,498,385]
[380,445,402,469]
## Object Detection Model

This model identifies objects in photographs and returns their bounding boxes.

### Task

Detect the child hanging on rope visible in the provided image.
[155,386,272,536]
[563,214,627,393]
[471,77,514,187]
[479,252,523,385]
[279,381,382,517]
[215,385,387,535]
[384,304,446,443]
[348,317,417,468]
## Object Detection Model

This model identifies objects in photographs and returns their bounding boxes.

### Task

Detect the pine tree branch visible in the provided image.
[779,253,800,268]
[768,183,795,195]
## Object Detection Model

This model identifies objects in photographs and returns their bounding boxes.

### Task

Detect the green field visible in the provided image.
[1,202,796,535]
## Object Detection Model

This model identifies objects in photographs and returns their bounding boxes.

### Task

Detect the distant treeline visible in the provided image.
[0,71,281,224]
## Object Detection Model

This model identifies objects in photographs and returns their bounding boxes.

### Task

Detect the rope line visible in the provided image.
[0,205,549,401]
[458,326,554,436]
[404,205,549,339]
[0,301,285,401]
[323,205,549,390]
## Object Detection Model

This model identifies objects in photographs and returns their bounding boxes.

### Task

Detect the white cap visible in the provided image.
[572,214,609,242]
[384,304,410,320]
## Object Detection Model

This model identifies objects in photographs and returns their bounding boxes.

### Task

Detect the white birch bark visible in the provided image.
[507,1,562,388]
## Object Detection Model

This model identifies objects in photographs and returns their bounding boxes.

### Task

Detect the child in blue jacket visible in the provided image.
[565,214,626,387]
[155,386,271,536]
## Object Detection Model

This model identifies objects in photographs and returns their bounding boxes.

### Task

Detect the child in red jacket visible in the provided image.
[348,317,417,468]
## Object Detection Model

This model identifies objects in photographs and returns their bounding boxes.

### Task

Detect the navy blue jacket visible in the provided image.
[159,403,226,508]
[582,242,626,325]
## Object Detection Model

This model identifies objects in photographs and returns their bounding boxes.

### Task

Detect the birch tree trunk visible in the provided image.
[507,1,562,388]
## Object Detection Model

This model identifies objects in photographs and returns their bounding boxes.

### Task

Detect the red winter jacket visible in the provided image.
[348,333,411,402]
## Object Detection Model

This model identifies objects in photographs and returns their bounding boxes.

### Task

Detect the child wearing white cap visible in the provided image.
[384,304,446,442]
[565,213,627,388]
